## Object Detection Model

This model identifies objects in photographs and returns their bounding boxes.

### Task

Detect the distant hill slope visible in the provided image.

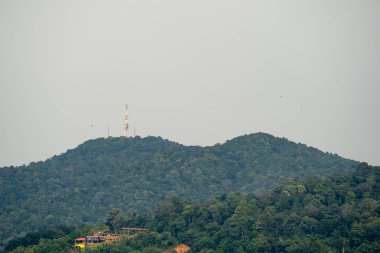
[3,163,379,253]
[0,133,358,243]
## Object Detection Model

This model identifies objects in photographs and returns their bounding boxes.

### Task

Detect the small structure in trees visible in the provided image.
[175,244,190,253]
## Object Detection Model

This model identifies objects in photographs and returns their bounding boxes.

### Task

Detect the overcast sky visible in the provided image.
[0,0,379,167]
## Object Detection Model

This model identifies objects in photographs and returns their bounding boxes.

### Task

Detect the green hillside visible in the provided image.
[0,133,357,244]
[3,163,379,252]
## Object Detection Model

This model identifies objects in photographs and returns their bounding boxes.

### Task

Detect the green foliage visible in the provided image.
[2,225,93,253]
[0,133,357,244]
[105,209,126,231]
[116,163,379,253]
[3,225,74,251]
[3,163,379,252]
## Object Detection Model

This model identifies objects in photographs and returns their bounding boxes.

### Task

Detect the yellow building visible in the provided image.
[73,238,86,249]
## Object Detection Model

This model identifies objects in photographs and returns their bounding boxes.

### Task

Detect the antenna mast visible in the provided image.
[124,104,129,137]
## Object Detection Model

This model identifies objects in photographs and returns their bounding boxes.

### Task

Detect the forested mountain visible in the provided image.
[0,133,358,244]
[3,163,379,252]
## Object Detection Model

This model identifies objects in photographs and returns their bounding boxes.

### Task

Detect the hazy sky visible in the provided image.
[0,0,379,167]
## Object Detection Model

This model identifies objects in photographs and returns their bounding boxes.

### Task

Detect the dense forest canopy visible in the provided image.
[2,163,379,252]
[0,133,358,244]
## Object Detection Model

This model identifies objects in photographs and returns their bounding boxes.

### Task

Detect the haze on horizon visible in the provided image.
[0,0,379,167]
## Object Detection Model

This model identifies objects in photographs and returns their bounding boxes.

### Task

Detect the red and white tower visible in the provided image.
[124,104,129,137]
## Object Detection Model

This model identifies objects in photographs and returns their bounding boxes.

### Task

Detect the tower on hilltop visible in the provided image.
[124,104,129,137]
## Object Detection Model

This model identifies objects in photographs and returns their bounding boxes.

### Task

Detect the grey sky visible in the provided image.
[0,0,379,167]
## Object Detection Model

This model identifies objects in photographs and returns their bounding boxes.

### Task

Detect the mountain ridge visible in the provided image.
[0,132,358,243]
[2,132,355,169]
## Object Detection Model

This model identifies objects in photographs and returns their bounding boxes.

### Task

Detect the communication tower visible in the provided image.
[124,104,129,137]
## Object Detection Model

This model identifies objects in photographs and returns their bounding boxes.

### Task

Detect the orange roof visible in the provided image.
[75,238,86,241]
[175,244,190,253]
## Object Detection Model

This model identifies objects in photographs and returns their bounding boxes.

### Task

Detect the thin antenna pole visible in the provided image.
[134,128,136,137]
[107,126,110,138]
